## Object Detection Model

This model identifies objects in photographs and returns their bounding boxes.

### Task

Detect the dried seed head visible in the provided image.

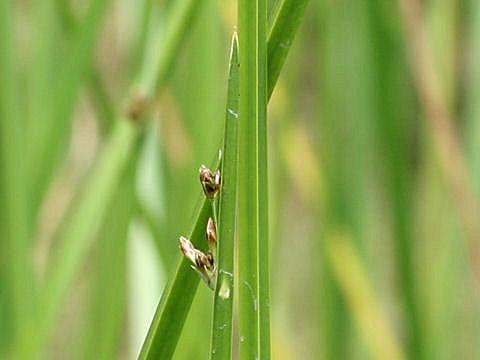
[199,165,221,199]
[206,252,214,266]
[179,235,216,290]
[206,217,217,252]
[194,249,213,271]
[194,249,208,268]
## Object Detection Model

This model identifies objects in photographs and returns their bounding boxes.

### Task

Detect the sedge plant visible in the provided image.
[138,0,309,358]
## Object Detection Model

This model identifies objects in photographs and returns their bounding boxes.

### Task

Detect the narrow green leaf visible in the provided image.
[137,198,213,360]
[267,0,310,100]
[210,32,239,360]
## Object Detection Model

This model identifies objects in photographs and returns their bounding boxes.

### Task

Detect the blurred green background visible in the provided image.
[1,0,480,359]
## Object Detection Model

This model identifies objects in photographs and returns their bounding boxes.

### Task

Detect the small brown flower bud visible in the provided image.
[179,236,196,264]
[199,165,221,199]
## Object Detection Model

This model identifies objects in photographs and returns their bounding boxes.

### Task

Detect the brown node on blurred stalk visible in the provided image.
[125,91,150,122]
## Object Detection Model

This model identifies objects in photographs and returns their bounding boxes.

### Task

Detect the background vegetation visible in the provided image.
[1,0,480,359]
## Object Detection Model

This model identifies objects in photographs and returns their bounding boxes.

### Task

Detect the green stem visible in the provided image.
[211,198,219,228]
[238,0,267,358]
[267,0,310,100]
[210,32,239,360]
[137,199,213,359]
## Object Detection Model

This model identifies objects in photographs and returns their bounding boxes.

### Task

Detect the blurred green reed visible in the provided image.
[1,0,480,359]
[0,1,33,351]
